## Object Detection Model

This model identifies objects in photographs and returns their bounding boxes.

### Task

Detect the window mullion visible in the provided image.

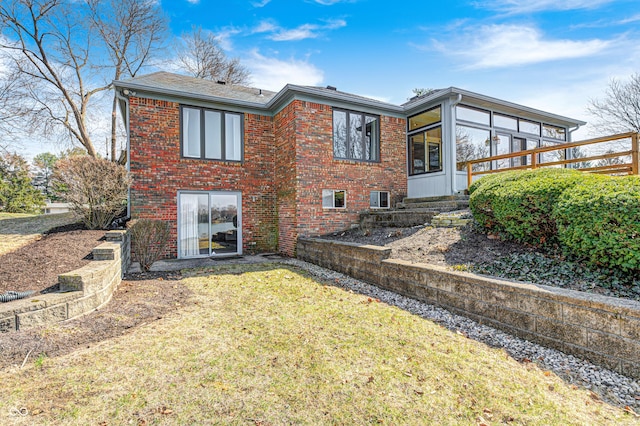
[200,109,206,159]
[221,112,226,161]
[346,112,352,160]
[360,113,366,161]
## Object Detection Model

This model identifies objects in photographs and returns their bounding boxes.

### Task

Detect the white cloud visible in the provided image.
[254,19,346,41]
[215,27,242,51]
[244,50,323,91]
[478,0,614,13]
[620,13,640,24]
[251,0,271,6]
[312,0,347,5]
[435,25,610,69]
[185,0,200,4]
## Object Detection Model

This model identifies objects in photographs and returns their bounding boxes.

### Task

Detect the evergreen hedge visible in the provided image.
[554,175,640,272]
[469,169,640,272]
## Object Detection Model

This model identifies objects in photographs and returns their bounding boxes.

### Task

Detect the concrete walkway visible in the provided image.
[127,253,286,273]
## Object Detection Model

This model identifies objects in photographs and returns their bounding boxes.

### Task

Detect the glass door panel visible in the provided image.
[210,193,239,255]
[492,133,510,169]
[179,192,241,258]
[511,137,526,167]
[178,193,209,258]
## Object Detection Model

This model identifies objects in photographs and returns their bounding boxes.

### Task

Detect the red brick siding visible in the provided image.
[292,100,407,242]
[274,102,298,256]
[128,97,277,258]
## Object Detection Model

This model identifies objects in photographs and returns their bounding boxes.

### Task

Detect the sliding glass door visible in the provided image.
[178,191,241,258]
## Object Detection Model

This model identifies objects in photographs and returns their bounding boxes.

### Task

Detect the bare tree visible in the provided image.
[0,0,105,157]
[86,0,166,161]
[0,0,166,159]
[177,26,250,85]
[587,73,640,134]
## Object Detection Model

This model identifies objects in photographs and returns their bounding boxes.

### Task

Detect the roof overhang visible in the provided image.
[403,87,586,128]
[113,79,272,114]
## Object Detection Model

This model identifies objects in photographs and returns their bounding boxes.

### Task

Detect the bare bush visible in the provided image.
[54,156,130,229]
[129,219,170,272]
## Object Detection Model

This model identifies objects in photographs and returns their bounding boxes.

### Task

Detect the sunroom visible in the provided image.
[403,88,586,198]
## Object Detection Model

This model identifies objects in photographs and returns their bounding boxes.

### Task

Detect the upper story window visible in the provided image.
[543,124,566,141]
[456,105,490,126]
[333,109,380,162]
[408,106,443,176]
[181,106,243,161]
[409,106,441,131]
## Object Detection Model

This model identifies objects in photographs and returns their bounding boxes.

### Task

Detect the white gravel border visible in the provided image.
[280,258,640,411]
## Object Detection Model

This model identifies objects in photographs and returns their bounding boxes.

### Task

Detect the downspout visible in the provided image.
[566,124,582,167]
[115,90,131,220]
[450,93,463,194]
[568,123,582,142]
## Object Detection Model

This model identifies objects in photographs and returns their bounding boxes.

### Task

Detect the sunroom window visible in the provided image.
[408,106,443,176]
[181,106,243,161]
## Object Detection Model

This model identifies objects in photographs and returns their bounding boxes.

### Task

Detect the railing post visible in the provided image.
[531,151,537,169]
[467,163,472,189]
[632,133,639,175]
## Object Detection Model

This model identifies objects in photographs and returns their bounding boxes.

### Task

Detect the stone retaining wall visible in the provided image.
[0,230,130,332]
[297,237,640,379]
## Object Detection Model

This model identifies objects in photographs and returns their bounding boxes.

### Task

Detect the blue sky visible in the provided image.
[161,0,640,140]
[11,0,640,159]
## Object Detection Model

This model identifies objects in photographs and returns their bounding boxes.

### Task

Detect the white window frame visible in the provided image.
[370,191,390,209]
[322,189,346,209]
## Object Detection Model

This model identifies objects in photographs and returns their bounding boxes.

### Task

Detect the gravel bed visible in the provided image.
[281,258,640,412]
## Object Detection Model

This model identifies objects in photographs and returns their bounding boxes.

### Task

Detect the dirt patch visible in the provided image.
[321,224,534,267]
[0,271,192,369]
[0,223,105,294]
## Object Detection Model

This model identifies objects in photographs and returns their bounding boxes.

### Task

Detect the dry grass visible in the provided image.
[0,263,637,425]
[0,213,76,255]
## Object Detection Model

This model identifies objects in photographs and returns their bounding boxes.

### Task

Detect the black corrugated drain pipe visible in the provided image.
[0,291,35,303]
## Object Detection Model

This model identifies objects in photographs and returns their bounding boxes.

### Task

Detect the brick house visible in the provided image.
[114,72,584,259]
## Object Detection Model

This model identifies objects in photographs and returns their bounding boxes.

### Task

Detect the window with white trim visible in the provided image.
[322,190,346,208]
[370,191,389,209]
[181,106,243,161]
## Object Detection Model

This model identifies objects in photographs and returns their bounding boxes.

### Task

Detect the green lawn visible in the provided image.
[0,212,76,255]
[1,263,636,425]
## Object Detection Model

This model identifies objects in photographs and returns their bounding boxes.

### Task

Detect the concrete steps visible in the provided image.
[359,194,471,228]
[396,194,470,211]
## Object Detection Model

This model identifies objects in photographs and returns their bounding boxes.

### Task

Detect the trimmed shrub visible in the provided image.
[129,219,170,272]
[470,168,591,247]
[553,176,640,272]
[468,171,528,233]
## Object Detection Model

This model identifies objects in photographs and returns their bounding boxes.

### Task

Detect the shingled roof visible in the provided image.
[115,71,277,105]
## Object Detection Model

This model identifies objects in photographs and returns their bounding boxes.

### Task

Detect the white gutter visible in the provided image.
[115,90,131,220]
[450,93,463,194]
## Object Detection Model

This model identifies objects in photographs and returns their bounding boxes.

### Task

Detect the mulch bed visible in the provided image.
[320,224,534,267]
[0,224,193,369]
[0,223,106,294]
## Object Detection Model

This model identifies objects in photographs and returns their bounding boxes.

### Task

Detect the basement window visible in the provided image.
[322,190,346,209]
[370,191,389,209]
